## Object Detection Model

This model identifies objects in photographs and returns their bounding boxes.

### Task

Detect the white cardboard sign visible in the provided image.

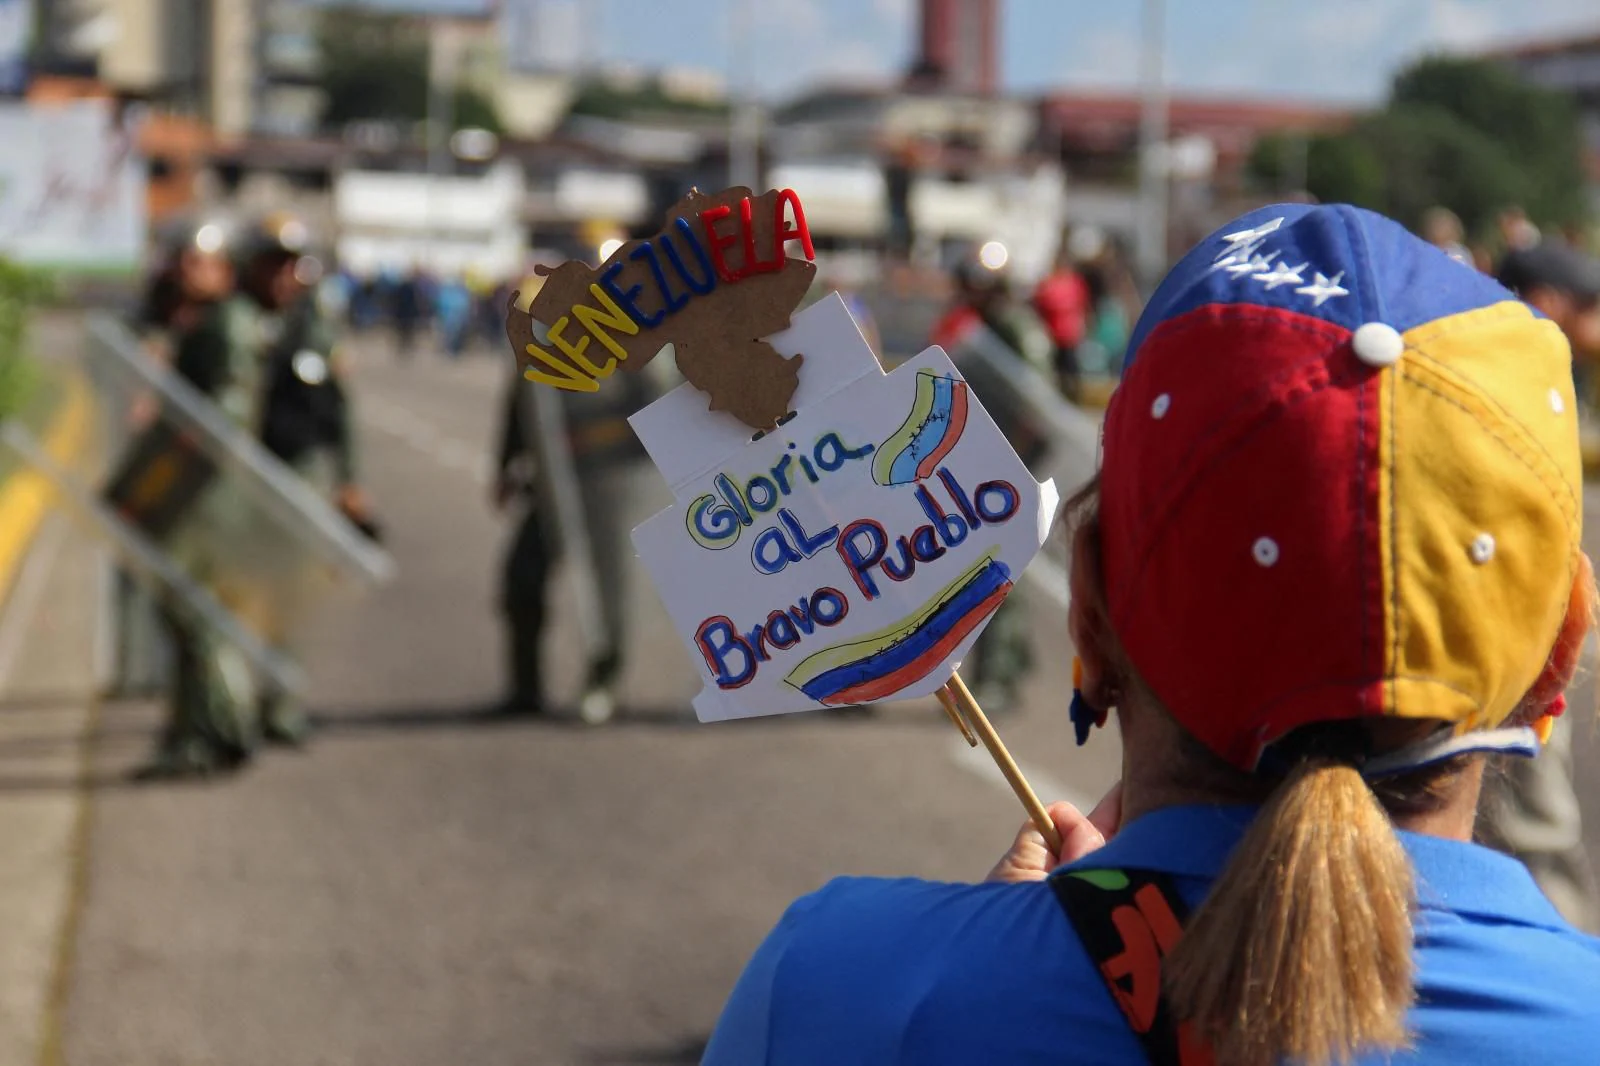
[630,295,1059,721]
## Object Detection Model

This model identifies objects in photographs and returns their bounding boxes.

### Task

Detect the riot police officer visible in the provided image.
[130,219,262,778]
[238,213,378,743]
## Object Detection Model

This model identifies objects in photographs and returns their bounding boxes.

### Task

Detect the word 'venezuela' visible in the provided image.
[516,189,815,391]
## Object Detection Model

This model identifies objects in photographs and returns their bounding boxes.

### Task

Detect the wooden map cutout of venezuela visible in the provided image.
[505,186,817,431]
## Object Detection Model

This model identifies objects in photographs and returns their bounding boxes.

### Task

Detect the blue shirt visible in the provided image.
[703,805,1600,1065]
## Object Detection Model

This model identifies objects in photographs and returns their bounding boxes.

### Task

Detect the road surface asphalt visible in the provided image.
[49,334,1600,1065]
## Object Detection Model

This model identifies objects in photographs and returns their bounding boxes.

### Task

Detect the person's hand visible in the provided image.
[127,390,159,432]
[337,483,371,523]
[491,476,514,512]
[985,782,1122,884]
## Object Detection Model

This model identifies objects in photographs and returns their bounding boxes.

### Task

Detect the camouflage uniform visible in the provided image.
[140,295,267,776]
[251,289,360,742]
[496,370,652,719]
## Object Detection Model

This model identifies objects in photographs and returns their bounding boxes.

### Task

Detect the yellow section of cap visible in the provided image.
[1381,301,1581,733]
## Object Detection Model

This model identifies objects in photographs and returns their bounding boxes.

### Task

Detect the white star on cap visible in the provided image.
[1295,271,1349,307]
[1254,261,1307,290]
[1210,217,1285,274]
[1223,251,1277,278]
[1219,217,1285,247]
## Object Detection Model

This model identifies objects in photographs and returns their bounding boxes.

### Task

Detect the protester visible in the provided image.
[1030,233,1091,393]
[1420,205,1472,265]
[493,280,658,724]
[132,222,261,778]
[703,204,1600,1066]
[1073,259,1132,382]
[1498,204,1542,255]
[1490,238,1600,931]
[391,267,426,359]
[928,252,1051,712]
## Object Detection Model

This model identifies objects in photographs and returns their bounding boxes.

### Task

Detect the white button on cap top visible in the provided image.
[1352,322,1404,367]
[1252,537,1280,567]
[1470,533,1496,565]
[1151,393,1171,419]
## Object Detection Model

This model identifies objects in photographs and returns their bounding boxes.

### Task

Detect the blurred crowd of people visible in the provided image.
[319,266,515,360]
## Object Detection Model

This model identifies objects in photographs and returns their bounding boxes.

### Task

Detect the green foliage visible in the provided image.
[1251,56,1588,235]
[569,79,729,121]
[1391,56,1588,225]
[1303,132,1386,210]
[1356,103,1524,232]
[316,7,429,125]
[315,6,503,134]
[0,259,52,418]
[453,88,503,135]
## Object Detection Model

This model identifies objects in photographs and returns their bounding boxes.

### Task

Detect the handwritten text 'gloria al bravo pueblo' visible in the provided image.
[693,465,1022,691]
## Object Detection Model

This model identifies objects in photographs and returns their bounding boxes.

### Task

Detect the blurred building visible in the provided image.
[909,0,1000,96]
[33,0,324,139]
[1038,92,1351,247]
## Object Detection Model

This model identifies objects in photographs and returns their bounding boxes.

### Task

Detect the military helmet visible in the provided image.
[153,215,235,259]
[238,211,315,261]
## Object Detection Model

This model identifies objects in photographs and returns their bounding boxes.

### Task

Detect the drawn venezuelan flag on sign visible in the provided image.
[784,550,1013,705]
[872,370,970,486]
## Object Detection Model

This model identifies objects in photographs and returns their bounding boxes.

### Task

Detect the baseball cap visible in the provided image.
[1496,242,1600,306]
[1099,203,1583,771]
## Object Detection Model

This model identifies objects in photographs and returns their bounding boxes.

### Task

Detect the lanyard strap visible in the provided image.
[1048,868,1216,1066]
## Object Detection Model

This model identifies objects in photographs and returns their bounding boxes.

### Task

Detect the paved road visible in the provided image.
[58,336,1114,1066]
[53,332,1600,1065]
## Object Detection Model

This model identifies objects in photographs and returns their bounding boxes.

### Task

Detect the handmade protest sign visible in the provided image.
[504,186,816,431]
[630,294,1059,722]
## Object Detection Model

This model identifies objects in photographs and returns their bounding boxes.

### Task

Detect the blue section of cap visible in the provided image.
[1125,203,1519,369]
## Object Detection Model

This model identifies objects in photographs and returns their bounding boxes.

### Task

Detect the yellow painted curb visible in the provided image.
[0,371,92,611]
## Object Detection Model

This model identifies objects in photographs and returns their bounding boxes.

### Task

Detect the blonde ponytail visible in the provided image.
[1165,760,1416,1066]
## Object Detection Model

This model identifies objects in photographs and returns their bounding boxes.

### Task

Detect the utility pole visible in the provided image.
[424,18,455,271]
[1135,0,1169,293]
[727,0,759,189]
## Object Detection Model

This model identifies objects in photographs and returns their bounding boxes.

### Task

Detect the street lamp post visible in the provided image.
[424,19,456,272]
[1135,0,1169,293]
[727,0,759,189]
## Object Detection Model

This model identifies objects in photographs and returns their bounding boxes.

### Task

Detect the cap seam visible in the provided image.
[1403,310,1580,523]
[1388,352,1400,715]
[1334,204,1386,322]
[1394,363,1580,717]
[1113,352,1358,625]
[1398,359,1580,534]
[1357,349,1371,681]
[1106,307,1353,623]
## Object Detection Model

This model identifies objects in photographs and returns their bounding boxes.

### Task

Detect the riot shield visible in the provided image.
[84,313,392,586]
[72,312,393,684]
[0,420,304,695]
[526,381,607,661]
[944,323,1102,608]
[944,322,1100,488]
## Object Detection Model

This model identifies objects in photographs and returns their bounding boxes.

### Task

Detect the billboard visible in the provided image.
[0,99,146,272]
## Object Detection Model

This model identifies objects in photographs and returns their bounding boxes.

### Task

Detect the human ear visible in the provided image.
[1068,514,1118,709]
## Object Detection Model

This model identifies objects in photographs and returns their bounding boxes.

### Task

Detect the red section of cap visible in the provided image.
[1100,303,1387,768]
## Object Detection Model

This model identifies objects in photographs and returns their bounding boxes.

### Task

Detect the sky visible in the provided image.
[356,0,1600,104]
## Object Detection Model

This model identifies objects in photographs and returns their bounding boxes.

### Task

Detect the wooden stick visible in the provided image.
[944,671,1063,854]
[935,686,978,747]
